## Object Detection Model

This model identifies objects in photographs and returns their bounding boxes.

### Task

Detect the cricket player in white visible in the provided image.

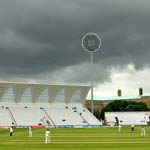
[28,126,32,137]
[118,124,121,132]
[45,129,50,144]
[141,126,146,136]
[9,126,13,136]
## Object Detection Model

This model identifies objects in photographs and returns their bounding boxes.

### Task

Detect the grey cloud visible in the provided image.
[0,0,150,83]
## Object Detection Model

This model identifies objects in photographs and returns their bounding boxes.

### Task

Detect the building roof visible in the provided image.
[86,94,150,101]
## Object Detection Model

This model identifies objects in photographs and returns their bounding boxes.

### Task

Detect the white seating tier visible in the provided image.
[10,107,48,126]
[0,103,101,127]
[0,107,13,126]
[105,112,150,125]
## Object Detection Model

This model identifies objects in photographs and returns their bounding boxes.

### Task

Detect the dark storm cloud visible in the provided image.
[0,0,150,83]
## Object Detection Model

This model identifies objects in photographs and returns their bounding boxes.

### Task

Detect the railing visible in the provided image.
[75,109,90,125]
[41,107,56,127]
[6,107,17,126]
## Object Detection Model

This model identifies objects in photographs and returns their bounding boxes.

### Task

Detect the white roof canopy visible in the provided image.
[0,83,90,104]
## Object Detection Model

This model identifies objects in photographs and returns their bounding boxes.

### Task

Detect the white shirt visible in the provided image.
[131,125,134,128]
[29,126,32,131]
[141,127,145,132]
[45,130,50,137]
[10,127,13,133]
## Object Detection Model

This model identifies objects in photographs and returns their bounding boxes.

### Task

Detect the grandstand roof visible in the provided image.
[0,82,90,104]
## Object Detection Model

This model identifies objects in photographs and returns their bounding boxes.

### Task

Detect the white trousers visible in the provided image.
[29,131,32,137]
[141,130,146,136]
[45,136,50,143]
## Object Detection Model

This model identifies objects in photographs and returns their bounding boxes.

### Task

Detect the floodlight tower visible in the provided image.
[82,33,101,114]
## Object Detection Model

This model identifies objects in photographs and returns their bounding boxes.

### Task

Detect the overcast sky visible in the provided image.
[0,0,150,97]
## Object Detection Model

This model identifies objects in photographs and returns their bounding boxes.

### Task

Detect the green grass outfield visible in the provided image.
[0,126,150,150]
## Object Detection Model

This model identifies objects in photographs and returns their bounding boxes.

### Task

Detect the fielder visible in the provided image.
[131,124,134,131]
[9,126,13,136]
[118,124,121,132]
[28,126,32,137]
[141,126,146,136]
[45,128,50,144]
